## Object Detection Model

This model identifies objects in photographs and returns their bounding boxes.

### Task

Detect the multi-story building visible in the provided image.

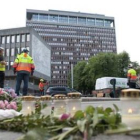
[0,27,51,93]
[26,9,117,86]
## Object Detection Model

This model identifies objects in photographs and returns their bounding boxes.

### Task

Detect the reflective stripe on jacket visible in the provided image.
[13,53,35,72]
[0,63,5,71]
[127,69,137,82]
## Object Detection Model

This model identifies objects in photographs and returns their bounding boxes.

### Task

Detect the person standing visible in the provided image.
[0,47,6,88]
[13,48,35,96]
[127,64,137,88]
[38,79,48,96]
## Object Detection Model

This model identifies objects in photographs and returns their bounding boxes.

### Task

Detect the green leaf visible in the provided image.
[73,110,84,120]
[84,106,95,116]
[92,109,98,128]
[77,119,87,132]
[113,104,119,112]
[105,108,113,115]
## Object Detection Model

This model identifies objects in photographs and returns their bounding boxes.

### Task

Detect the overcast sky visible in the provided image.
[0,0,139,63]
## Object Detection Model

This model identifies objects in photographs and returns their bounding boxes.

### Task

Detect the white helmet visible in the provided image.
[128,64,133,68]
[0,47,4,51]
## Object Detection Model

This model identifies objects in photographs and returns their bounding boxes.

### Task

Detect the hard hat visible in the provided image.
[22,48,29,53]
[0,46,4,50]
[40,79,44,82]
[128,64,133,68]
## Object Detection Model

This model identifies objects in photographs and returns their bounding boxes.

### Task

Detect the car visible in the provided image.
[46,86,81,96]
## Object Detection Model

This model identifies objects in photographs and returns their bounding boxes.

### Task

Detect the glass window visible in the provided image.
[6,36,10,43]
[15,48,20,56]
[6,48,9,56]
[11,36,15,43]
[96,19,104,26]
[39,14,48,21]
[69,16,77,24]
[32,14,38,21]
[21,34,25,42]
[87,18,95,25]
[10,61,13,66]
[27,34,30,41]
[49,15,58,22]
[26,47,29,51]
[59,16,68,23]
[10,48,14,56]
[1,36,5,44]
[78,17,86,25]
[16,35,20,42]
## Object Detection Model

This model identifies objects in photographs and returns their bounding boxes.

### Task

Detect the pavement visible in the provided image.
[0,130,140,140]
[0,130,23,140]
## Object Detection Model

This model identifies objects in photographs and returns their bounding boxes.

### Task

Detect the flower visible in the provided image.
[4,100,9,106]
[0,88,4,95]
[0,101,5,109]
[10,102,17,110]
[60,113,70,120]
[6,104,11,109]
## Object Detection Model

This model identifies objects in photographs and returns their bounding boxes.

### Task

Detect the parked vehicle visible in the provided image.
[46,86,81,96]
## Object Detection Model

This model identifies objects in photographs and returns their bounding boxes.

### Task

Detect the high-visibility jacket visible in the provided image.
[127,68,137,82]
[0,56,5,72]
[39,82,48,90]
[13,53,35,73]
[0,63,5,71]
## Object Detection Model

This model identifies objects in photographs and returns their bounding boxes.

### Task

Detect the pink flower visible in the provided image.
[4,100,9,106]
[0,101,5,109]
[10,102,17,110]
[6,104,11,109]
[60,114,70,120]
[0,88,4,95]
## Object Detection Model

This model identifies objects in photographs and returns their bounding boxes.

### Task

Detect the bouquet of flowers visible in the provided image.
[0,88,17,101]
[0,100,17,110]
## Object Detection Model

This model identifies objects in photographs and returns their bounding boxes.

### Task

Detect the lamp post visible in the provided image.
[71,64,73,89]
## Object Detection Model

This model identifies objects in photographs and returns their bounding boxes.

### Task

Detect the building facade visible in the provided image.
[0,27,51,93]
[26,9,117,86]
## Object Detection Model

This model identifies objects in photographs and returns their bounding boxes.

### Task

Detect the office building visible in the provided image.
[26,9,117,86]
[0,27,51,93]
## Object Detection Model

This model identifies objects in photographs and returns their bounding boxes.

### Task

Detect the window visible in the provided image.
[6,48,9,56]
[15,48,20,55]
[69,16,77,24]
[21,34,25,42]
[78,17,86,25]
[32,14,38,21]
[59,16,68,23]
[6,36,10,43]
[49,15,58,22]
[10,48,14,56]
[27,34,30,41]
[87,18,95,25]
[1,36,5,44]
[16,35,20,42]
[39,14,48,21]
[11,36,15,43]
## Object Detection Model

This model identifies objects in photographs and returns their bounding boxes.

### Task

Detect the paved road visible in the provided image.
[0,130,140,140]
[0,130,23,140]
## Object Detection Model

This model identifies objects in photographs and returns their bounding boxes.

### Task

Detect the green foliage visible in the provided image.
[0,105,123,140]
[67,51,139,93]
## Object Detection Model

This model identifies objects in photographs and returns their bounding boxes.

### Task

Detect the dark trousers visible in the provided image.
[40,89,44,96]
[0,71,5,88]
[129,82,136,88]
[15,73,29,96]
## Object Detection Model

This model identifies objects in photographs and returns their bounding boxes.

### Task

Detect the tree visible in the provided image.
[116,51,130,78]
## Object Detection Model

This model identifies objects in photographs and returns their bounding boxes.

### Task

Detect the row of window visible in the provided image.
[1,34,30,44]
[28,13,114,27]
[3,47,30,57]
[27,23,115,33]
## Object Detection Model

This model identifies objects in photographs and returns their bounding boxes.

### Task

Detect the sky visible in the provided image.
[0,0,140,63]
